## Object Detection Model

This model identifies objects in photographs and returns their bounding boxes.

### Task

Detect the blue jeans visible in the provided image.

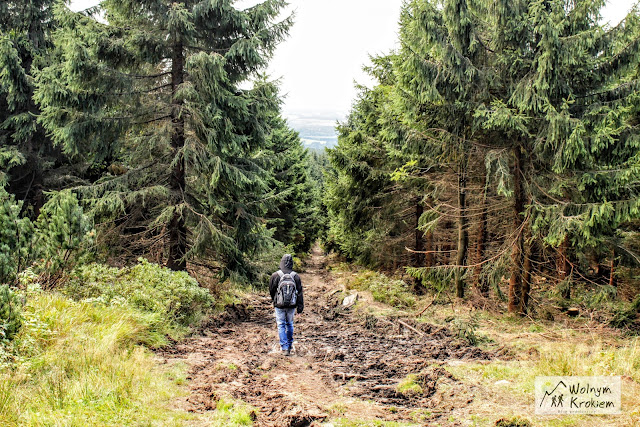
[275,307,296,350]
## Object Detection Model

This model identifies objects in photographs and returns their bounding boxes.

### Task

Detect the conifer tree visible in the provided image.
[396,0,640,312]
[325,86,394,264]
[325,80,416,268]
[265,111,321,253]
[35,0,291,279]
[0,0,62,210]
[0,187,33,285]
[395,0,488,298]
[324,0,640,314]
[476,0,640,311]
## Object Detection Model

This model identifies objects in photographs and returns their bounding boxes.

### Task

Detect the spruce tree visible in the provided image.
[35,0,291,279]
[396,0,640,312]
[476,0,640,310]
[0,187,33,285]
[325,80,415,268]
[395,0,489,298]
[325,0,640,314]
[264,109,321,253]
[0,0,63,210]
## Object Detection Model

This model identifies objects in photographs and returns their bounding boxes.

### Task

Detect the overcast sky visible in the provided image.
[70,0,637,119]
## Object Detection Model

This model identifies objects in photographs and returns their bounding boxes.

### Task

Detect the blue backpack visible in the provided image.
[274,270,298,308]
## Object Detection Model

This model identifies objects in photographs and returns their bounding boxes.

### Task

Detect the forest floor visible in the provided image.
[159,248,640,427]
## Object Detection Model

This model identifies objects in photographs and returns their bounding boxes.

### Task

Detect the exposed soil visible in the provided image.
[159,248,496,426]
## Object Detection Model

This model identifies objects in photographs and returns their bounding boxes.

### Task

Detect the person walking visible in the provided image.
[269,254,304,356]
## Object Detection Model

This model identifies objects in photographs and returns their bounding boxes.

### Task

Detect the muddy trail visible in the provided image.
[160,249,497,426]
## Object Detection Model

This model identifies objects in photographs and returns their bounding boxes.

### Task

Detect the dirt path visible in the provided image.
[161,248,494,426]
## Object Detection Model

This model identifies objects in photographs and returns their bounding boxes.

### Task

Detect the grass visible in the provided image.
[328,402,348,416]
[326,263,640,426]
[332,418,418,427]
[0,290,206,426]
[333,264,639,425]
[343,270,416,309]
[211,398,256,426]
[443,327,640,426]
[396,374,423,397]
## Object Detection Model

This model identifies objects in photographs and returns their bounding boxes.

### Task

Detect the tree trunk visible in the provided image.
[474,173,489,296]
[11,40,45,216]
[414,198,425,267]
[558,235,570,299]
[508,146,524,313]
[166,38,187,271]
[441,220,453,265]
[520,224,532,312]
[425,228,435,267]
[455,164,468,298]
[609,249,616,288]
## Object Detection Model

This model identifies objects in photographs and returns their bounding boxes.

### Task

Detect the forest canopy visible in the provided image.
[2,0,640,322]
[1,0,325,285]
[324,0,640,315]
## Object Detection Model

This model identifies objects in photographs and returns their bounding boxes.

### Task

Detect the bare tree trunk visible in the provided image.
[455,164,468,298]
[414,198,425,267]
[521,225,532,312]
[558,235,570,299]
[609,249,617,288]
[508,147,524,313]
[425,228,435,267]
[167,37,187,271]
[474,171,489,296]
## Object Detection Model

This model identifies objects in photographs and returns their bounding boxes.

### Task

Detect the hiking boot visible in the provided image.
[284,349,291,356]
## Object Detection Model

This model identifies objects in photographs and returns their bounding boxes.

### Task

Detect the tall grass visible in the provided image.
[447,333,640,425]
[536,338,640,381]
[0,291,199,425]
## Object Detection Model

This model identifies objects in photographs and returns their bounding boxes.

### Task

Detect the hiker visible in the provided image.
[269,254,304,356]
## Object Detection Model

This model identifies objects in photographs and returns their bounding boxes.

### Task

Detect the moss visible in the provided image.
[396,374,423,396]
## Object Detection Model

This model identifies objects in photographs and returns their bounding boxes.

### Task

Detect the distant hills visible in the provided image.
[285,111,341,151]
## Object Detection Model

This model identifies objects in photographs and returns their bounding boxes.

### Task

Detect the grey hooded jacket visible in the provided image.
[269,254,304,313]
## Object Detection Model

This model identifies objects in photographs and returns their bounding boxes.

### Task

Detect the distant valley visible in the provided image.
[286,111,341,151]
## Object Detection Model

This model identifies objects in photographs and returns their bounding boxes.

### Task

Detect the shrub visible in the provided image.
[64,259,213,330]
[35,190,94,282]
[610,294,640,330]
[0,285,22,342]
[448,314,481,346]
[0,188,34,285]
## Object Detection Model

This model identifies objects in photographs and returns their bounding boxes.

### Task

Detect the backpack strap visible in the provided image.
[277,270,296,280]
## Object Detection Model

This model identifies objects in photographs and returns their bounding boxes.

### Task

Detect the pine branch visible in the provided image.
[112,83,173,97]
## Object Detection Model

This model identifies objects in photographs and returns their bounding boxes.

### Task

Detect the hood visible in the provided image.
[279,254,294,272]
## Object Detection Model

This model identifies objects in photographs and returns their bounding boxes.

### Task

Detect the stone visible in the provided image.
[342,292,359,307]
[567,307,580,317]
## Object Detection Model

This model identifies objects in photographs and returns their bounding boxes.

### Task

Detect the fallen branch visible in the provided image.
[397,319,425,337]
[416,297,437,317]
[326,289,342,297]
